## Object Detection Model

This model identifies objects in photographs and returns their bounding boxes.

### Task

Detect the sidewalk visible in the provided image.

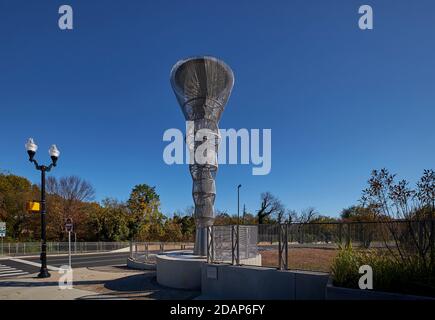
[0,266,199,300]
[0,267,136,300]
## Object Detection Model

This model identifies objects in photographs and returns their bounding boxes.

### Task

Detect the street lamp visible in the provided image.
[237,184,242,225]
[237,184,241,265]
[25,138,60,278]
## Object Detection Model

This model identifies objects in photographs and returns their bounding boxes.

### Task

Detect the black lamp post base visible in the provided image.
[37,268,51,278]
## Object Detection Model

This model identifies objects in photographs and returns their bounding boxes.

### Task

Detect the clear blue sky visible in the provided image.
[1,0,434,217]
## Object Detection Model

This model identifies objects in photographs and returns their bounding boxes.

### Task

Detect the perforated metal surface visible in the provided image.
[213,225,258,262]
[170,56,234,256]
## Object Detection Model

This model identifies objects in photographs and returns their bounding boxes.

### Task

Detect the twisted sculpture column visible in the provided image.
[170,56,234,256]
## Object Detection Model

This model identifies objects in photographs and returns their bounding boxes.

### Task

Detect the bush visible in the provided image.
[331,245,435,297]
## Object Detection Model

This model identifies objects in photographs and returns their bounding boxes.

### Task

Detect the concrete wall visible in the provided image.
[201,264,329,300]
[157,255,205,290]
[126,257,156,270]
[326,279,434,300]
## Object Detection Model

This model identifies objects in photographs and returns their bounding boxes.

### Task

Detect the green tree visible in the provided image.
[88,198,129,241]
[127,184,164,240]
[0,173,39,240]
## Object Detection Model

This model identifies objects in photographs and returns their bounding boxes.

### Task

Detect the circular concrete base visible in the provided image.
[156,251,206,290]
[156,251,262,290]
[126,257,156,270]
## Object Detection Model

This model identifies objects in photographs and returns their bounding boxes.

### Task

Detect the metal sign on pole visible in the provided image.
[0,222,6,237]
[0,222,5,256]
[65,218,73,269]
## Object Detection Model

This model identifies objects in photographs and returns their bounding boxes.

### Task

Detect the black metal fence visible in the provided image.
[207,220,435,272]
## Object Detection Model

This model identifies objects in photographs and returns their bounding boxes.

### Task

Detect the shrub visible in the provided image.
[331,245,435,297]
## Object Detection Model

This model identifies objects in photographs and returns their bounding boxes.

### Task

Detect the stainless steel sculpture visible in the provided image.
[170,56,234,256]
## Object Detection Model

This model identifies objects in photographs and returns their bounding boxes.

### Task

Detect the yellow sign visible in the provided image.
[26,201,40,213]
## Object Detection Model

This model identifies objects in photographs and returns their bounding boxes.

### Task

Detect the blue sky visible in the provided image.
[0,0,434,217]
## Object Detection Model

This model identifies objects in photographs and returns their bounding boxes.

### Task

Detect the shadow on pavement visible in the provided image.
[97,272,200,300]
[0,279,106,287]
[0,270,200,300]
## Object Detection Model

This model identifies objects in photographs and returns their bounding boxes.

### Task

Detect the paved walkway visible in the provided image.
[0,266,199,300]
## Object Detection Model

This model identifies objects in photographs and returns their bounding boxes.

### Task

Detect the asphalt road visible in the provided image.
[0,252,130,277]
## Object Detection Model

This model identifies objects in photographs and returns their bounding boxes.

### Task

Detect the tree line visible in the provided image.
[1,168,433,242]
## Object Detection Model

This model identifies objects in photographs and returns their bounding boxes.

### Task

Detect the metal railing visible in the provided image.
[207,220,435,272]
[0,241,130,257]
[207,225,258,265]
[129,241,194,263]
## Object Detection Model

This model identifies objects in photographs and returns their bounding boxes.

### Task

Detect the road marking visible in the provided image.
[0,264,29,278]
[0,271,28,277]
[0,269,25,274]
[10,258,60,271]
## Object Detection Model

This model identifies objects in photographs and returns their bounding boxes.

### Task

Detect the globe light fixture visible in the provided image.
[49,144,60,166]
[25,138,38,161]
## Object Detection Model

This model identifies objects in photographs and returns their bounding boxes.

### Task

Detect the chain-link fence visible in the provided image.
[0,241,129,256]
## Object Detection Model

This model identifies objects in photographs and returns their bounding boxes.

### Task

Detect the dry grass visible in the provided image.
[260,247,338,273]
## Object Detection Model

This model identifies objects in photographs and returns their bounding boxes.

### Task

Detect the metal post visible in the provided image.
[231,225,235,265]
[207,226,212,263]
[285,224,288,269]
[339,223,343,244]
[237,185,241,265]
[74,233,77,254]
[278,225,282,270]
[38,167,50,278]
[68,231,71,269]
[431,217,435,267]
[236,224,240,265]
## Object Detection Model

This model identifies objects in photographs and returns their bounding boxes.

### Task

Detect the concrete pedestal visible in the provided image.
[156,251,206,290]
[156,251,262,290]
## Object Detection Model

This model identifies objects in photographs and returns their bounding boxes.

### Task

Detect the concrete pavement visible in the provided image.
[0,252,131,276]
[0,253,200,300]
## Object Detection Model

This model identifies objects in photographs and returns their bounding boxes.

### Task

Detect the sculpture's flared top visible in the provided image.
[170,56,234,122]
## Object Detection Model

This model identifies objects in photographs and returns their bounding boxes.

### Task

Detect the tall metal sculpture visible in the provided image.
[170,56,234,256]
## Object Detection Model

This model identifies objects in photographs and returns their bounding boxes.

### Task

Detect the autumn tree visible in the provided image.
[46,176,95,240]
[87,198,129,241]
[127,184,164,240]
[0,173,39,240]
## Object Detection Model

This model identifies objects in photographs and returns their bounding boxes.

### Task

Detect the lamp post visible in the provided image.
[237,184,241,265]
[237,184,242,225]
[25,138,60,278]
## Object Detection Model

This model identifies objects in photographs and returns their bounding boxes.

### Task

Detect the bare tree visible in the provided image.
[298,207,319,223]
[286,209,299,223]
[46,176,95,239]
[47,176,95,202]
[256,192,285,224]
